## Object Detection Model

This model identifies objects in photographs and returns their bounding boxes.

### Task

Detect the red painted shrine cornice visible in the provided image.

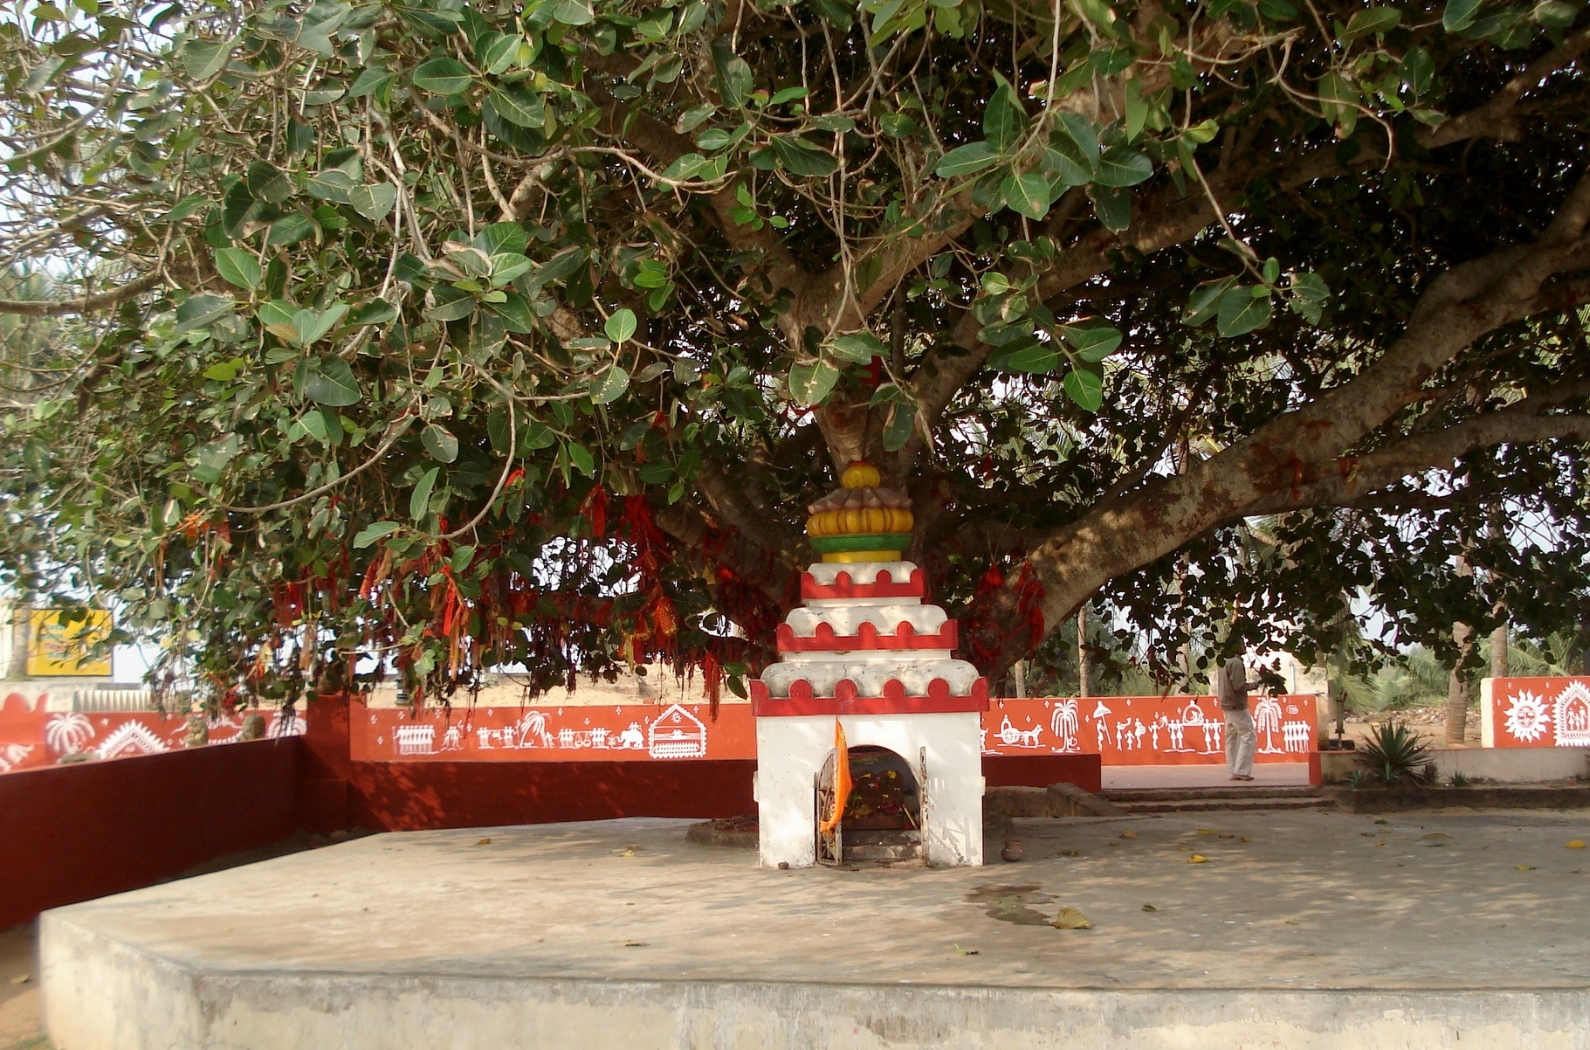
[800,567,925,602]
[749,676,989,717]
[776,619,958,654]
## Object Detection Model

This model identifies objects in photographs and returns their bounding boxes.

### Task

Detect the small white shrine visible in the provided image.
[751,463,987,868]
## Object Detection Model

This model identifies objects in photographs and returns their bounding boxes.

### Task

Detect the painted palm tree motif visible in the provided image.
[44,712,94,755]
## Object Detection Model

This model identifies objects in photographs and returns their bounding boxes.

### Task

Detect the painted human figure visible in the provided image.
[1092,701,1112,750]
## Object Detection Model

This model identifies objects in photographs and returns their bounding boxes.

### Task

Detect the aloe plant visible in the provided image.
[1357,721,1434,785]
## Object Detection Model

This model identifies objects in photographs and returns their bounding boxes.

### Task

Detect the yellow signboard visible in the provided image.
[26,609,113,676]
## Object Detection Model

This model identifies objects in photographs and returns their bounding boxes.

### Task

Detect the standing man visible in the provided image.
[1215,653,1258,782]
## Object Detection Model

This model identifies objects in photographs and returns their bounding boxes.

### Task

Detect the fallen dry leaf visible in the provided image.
[1422,833,1448,840]
[1567,840,1586,850]
[1284,919,1300,926]
[1360,832,1376,837]
[1056,849,1080,857]
[623,941,647,947]
[476,838,491,845]
[1196,828,1219,836]
[1374,819,1390,825]
[1120,829,1138,839]
[1141,904,1157,912]
[1188,854,1209,864]
[954,944,980,955]
[1515,864,1537,871]
[620,848,639,857]
[9,974,30,985]
[1237,837,1251,843]
[1051,908,1092,930]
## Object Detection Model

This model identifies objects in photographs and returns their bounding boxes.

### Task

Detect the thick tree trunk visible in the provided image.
[1446,622,1475,745]
[1076,604,1090,699]
[1491,623,1509,678]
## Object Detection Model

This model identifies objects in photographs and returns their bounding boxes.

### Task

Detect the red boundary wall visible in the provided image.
[0,738,299,931]
[3,694,1101,928]
[303,694,1100,831]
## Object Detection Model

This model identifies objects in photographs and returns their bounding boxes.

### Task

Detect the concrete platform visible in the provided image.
[42,811,1590,1049]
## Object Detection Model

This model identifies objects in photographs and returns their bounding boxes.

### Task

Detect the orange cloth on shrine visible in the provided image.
[819,719,852,836]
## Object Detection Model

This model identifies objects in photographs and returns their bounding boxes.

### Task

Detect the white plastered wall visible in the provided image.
[754,711,984,868]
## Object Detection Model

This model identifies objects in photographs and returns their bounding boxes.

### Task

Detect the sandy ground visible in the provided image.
[0,923,42,1050]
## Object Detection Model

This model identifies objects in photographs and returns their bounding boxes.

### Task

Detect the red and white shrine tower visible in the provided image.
[752,463,988,867]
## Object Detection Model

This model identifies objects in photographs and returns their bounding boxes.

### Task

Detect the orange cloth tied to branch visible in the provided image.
[819,719,852,836]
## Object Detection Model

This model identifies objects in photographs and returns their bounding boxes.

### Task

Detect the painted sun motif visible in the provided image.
[1504,689,1552,743]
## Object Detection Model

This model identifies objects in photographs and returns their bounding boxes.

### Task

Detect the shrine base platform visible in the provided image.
[41,810,1590,1049]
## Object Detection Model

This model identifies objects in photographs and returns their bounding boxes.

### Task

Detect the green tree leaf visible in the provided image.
[174,294,234,334]
[1216,286,1274,337]
[409,466,440,520]
[422,423,459,463]
[246,160,292,204]
[1063,366,1104,411]
[213,248,262,290]
[553,0,594,25]
[489,86,545,128]
[1341,6,1401,43]
[348,183,397,221]
[590,365,631,404]
[1094,146,1153,187]
[181,38,233,80]
[1061,325,1123,362]
[566,441,595,476]
[352,521,401,549]
[1443,0,1483,31]
[193,433,240,483]
[788,359,840,405]
[882,403,916,452]
[412,58,473,95]
[987,341,1060,373]
[303,356,361,406]
[829,332,885,364]
[604,308,638,343]
[1184,278,1236,325]
[771,136,838,177]
[983,80,1028,151]
[1001,173,1053,220]
[935,141,998,178]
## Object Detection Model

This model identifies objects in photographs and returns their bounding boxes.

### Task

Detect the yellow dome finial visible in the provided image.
[841,461,880,489]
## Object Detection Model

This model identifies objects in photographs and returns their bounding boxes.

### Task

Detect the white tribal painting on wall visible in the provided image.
[1496,679,1590,747]
[980,695,1317,765]
[382,703,710,760]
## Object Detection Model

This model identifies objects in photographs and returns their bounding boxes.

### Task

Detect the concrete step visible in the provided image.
[844,842,925,862]
[844,829,923,863]
[1111,796,1337,815]
[1103,786,1323,803]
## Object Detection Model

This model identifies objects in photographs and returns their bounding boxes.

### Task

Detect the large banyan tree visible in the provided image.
[2,0,1589,708]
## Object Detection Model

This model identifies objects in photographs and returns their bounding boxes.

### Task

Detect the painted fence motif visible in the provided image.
[350,694,1317,765]
[0,703,306,774]
[1484,677,1590,749]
